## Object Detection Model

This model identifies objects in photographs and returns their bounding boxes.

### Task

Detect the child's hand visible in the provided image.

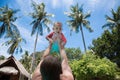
[60,42,65,49]
[49,39,53,44]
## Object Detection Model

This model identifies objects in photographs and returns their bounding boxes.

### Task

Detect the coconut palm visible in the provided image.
[2,30,26,56]
[0,5,25,56]
[30,2,53,72]
[65,4,93,52]
[102,6,120,29]
[0,5,19,38]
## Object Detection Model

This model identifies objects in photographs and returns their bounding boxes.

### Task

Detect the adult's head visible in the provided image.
[40,55,62,80]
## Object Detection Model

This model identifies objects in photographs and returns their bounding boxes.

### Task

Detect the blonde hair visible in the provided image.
[53,22,62,28]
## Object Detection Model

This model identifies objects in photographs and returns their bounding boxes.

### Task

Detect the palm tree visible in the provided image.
[0,5,19,38]
[30,2,53,73]
[0,5,25,56]
[2,30,26,56]
[65,4,93,52]
[102,6,120,29]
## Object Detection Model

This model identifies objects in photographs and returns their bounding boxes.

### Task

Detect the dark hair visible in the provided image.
[40,55,62,80]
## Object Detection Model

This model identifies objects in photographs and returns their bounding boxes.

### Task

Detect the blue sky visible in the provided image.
[0,0,120,60]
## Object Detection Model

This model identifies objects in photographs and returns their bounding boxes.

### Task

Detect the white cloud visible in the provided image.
[51,0,74,10]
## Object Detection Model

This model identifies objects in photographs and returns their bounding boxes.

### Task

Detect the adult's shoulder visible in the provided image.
[60,73,74,80]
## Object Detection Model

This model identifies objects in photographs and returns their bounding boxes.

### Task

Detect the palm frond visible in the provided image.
[22,38,27,44]
[111,9,117,20]
[102,22,115,29]
[67,20,75,26]
[5,23,20,39]
[70,5,75,12]
[2,40,13,46]
[10,16,18,22]
[0,23,6,38]
[4,35,24,54]
[12,9,20,14]
[83,23,93,32]
[84,11,91,19]
[105,15,115,23]
[39,3,45,12]
[11,23,20,35]
[43,23,50,33]
[42,18,51,24]
[42,18,52,32]
[38,23,43,35]
[29,13,39,19]
[31,0,38,13]
[30,19,37,25]
[31,20,39,36]
[82,19,90,25]
[46,14,54,17]
[7,41,18,54]
[79,4,84,12]
[67,20,79,33]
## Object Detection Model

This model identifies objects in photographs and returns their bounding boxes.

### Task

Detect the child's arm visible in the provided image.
[46,32,54,44]
[61,33,67,48]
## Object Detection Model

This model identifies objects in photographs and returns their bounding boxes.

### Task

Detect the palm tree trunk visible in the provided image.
[80,25,87,52]
[30,31,39,74]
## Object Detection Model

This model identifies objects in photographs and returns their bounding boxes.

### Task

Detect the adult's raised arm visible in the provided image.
[60,49,74,80]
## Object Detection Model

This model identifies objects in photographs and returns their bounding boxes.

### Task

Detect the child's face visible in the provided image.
[53,26,61,33]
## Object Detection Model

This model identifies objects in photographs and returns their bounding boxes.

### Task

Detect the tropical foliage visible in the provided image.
[65,3,93,51]
[70,52,117,80]
[20,51,32,72]
[65,48,82,61]
[20,51,44,73]
[0,5,19,38]
[90,6,120,67]
[0,55,5,60]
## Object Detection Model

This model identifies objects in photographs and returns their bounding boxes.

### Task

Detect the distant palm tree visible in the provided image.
[65,4,93,52]
[20,51,31,73]
[0,5,19,38]
[30,2,53,72]
[0,55,5,60]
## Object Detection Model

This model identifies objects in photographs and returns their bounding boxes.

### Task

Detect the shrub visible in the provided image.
[70,52,117,80]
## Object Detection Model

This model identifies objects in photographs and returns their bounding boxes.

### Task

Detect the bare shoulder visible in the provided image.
[60,73,74,80]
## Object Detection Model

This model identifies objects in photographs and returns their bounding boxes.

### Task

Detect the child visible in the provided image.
[46,22,67,54]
